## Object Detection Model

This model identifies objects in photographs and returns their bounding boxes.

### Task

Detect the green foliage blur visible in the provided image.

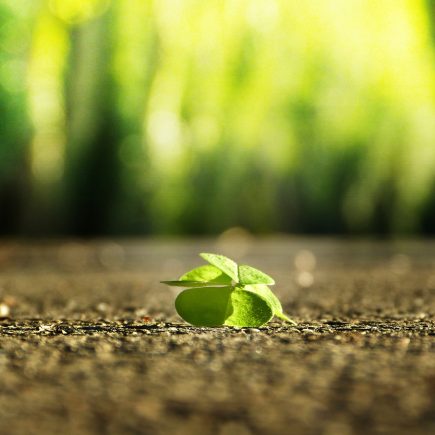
[1,0,435,236]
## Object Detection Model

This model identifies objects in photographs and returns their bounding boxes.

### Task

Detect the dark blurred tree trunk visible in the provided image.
[0,160,30,235]
[62,9,121,236]
[420,0,435,233]
[0,4,33,236]
[0,123,31,236]
[106,2,161,235]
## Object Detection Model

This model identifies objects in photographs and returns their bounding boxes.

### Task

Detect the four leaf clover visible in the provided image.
[161,253,296,327]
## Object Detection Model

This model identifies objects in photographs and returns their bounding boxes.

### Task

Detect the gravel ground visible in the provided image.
[0,237,434,435]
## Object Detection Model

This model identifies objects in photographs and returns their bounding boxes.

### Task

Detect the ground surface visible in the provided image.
[0,237,434,435]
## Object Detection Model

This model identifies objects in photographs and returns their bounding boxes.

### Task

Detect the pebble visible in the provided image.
[0,303,10,318]
[245,328,260,334]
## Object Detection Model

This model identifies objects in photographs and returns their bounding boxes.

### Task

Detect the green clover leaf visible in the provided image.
[238,264,275,285]
[175,286,273,327]
[161,252,296,327]
[180,264,232,285]
[199,253,239,283]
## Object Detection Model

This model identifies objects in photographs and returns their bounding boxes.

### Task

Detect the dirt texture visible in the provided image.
[0,238,434,435]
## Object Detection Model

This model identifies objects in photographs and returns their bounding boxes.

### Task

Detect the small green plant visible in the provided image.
[161,253,296,327]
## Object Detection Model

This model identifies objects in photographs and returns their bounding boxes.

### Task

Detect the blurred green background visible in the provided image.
[1,0,435,236]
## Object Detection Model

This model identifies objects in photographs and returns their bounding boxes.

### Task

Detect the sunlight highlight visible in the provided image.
[27,12,67,185]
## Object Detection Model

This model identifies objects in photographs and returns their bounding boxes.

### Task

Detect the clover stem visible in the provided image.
[276,311,297,325]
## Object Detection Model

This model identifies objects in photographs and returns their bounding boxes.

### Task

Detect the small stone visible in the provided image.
[97,302,109,312]
[246,328,260,333]
[0,303,10,318]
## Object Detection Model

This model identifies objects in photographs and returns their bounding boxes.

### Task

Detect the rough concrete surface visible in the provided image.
[0,238,434,435]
